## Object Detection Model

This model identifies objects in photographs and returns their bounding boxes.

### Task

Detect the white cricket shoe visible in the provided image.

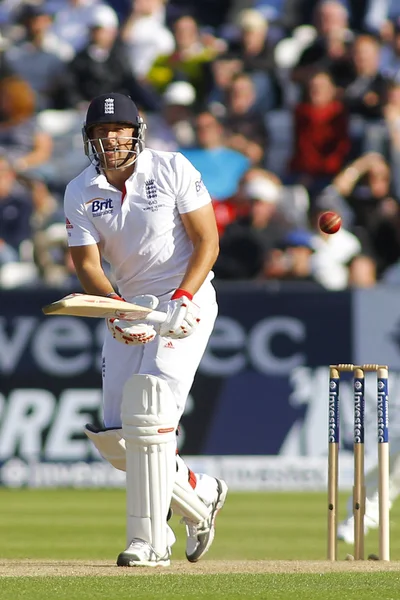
[116,538,171,567]
[337,514,379,545]
[183,478,228,563]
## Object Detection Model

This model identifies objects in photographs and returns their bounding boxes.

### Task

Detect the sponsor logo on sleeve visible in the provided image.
[195,179,206,195]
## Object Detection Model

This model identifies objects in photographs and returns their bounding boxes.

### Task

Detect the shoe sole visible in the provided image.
[186,478,228,563]
[117,552,170,567]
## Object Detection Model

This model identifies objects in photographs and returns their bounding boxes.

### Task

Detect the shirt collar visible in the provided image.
[133,148,151,178]
[84,149,152,187]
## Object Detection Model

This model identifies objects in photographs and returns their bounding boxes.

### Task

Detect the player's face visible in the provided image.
[90,123,136,169]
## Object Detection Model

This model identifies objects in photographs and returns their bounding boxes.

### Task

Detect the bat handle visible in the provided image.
[144,310,167,325]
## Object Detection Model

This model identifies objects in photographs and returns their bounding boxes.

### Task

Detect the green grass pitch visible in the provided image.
[1,489,400,599]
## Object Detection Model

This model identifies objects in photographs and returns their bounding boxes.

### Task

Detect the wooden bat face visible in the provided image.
[42,294,166,324]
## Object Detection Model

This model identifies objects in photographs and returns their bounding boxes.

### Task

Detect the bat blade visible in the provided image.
[42,293,166,324]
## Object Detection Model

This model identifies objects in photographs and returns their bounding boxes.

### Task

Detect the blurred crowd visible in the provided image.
[2,0,400,290]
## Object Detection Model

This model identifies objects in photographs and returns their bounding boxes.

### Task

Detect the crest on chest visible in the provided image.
[142,179,164,212]
[145,179,157,199]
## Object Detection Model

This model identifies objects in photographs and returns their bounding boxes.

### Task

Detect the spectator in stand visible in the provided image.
[378,69,400,286]
[212,164,309,238]
[0,151,64,285]
[222,72,269,166]
[344,34,387,119]
[13,3,74,61]
[144,81,197,152]
[214,171,291,280]
[49,0,114,55]
[33,221,81,289]
[120,0,175,81]
[167,0,232,30]
[266,229,322,285]
[0,76,53,176]
[309,206,365,290]
[211,167,259,238]
[289,70,350,194]
[227,8,282,111]
[162,81,197,148]
[357,0,398,36]
[59,5,161,112]
[0,155,34,258]
[382,78,400,192]
[361,76,400,161]
[343,34,388,155]
[348,253,377,287]
[278,0,317,32]
[4,3,70,110]
[315,151,400,277]
[180,111,250,202]
[147,14,222,106]
[206,52,244,113]
[379,19,400,80]
[291,0,354,91]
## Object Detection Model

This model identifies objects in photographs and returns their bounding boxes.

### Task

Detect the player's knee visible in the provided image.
[121,374,178,445]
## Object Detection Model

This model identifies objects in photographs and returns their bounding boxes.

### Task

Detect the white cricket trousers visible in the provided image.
[102,281,218,427]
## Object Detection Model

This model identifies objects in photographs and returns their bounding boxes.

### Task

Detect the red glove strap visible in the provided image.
[171,288,193,301]
[106,292,125,302]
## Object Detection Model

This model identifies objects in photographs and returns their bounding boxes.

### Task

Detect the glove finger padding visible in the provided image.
[159,296,200,339]
[167,302,189,334]
[107,318,156,345]
[182,309,197,328]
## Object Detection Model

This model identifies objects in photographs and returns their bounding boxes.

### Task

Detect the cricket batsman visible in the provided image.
[64,92,228,567]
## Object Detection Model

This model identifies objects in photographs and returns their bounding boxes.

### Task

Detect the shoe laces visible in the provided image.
[181,515,211,537]
[128,537,149,549]
[128,537,170,560]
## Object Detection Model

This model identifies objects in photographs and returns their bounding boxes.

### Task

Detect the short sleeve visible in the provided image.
[174,153,212,214]
[64,182,100,247]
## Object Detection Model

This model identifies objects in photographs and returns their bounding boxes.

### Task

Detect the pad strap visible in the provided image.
[84,426,210,522]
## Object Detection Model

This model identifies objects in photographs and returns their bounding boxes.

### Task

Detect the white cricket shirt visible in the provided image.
[64,148,213,298]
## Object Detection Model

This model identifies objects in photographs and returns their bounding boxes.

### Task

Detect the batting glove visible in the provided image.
[158,292,200,339]
[106,294,160,345]
[107,319,156,345]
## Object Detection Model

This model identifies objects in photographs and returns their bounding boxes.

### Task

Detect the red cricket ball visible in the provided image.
[318,211,342,235]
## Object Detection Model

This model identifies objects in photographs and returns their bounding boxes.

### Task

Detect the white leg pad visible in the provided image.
[122,374,177,557]
[171,455,210,522]
[84,429,209,523]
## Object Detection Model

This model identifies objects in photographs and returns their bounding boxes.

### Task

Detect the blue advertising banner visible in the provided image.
[187,284,352,455]
[353,287,400,369]
[0,283,353,486]
[0,285,352,461]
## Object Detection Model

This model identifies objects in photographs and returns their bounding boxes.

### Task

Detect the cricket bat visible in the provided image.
[42,293,167,324]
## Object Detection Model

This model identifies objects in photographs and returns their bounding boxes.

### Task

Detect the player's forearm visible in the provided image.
[178,238,219,297]
[74,264,115,297]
